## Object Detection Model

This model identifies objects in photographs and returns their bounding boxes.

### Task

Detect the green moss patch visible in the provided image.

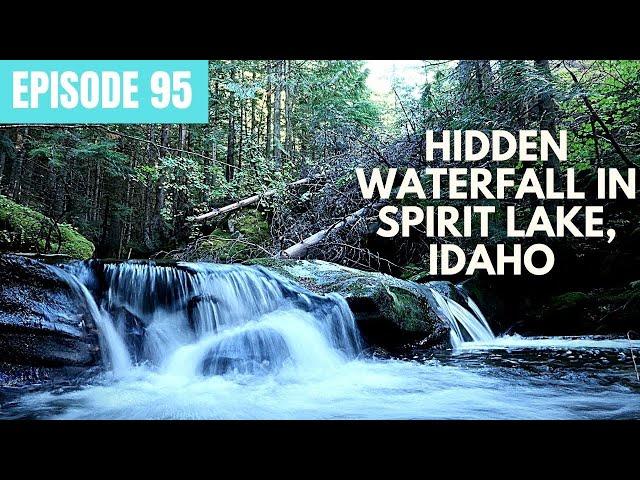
[0,195,94,259]
[186,210,271,262]
[548,292,589,310]
[383,286,428,332]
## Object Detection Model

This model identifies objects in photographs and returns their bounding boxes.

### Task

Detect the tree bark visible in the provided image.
[10,128,28,200]
[209,80,219,186]
[273,60,283,169]
[179,124,188,150]
[284,60,294,160]
[251,71,257,140]
[143,125,154,248]
[238,101,244,170]
[225,69,236,181]
[458,60,474,104]
[226,111,235,181]
[152,124,169,242]
[160,124,169,157]
[265,62,272,160]
[0,149,6,185]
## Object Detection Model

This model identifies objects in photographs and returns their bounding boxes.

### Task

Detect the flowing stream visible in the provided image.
[2,261,639,419]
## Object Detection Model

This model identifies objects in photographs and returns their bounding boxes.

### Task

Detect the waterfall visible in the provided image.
[52,264,132,375]
[423,285,495,348]
[55,259,494,376]
[65,261,362,377]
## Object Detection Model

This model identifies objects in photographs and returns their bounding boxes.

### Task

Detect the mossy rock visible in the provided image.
[0,255,100,376]
[0,195,94,259]
[250,258,451,348]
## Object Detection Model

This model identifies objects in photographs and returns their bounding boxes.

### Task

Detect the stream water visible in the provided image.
[1,261,639,420]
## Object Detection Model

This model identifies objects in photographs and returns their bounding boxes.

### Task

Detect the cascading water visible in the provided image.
[419,284,495,348]
[5,260,639,420]
[71,261,362,378]
[52,265,131,375]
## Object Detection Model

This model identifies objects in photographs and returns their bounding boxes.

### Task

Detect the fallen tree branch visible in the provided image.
[191,176,320,222]
[279,200,386,259]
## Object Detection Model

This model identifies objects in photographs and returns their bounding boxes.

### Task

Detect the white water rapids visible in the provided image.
[8,261,640,419]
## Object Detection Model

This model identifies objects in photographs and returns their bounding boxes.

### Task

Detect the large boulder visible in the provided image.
[251,259,452,348]
[0,255,100,384]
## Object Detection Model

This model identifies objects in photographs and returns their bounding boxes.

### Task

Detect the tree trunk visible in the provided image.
[153,124,169,240]
[143,125,155,248]
[284,60,294,161]
[93,160,101,223]
[160,124,169,157]
[179,124,188,150]
[226,108,235,181]
[265,63,273,160]
[533,60,562,183]
[273,60,283,169]
[209,80,219,186]
[99,196,111,255]
[0,149,6,186]
[458,60,474,104]
[119,150,135,258]
[10,128,28,200]
[251,71,257,140]
[225,68,236,181]
[238,101,244,170]
[475,60,492,99]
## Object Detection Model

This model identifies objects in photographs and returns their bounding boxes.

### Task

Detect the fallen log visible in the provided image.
[280,200,386,259]
[192,177,317,222]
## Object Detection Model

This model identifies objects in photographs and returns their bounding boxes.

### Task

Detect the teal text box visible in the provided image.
[0,60,209,124]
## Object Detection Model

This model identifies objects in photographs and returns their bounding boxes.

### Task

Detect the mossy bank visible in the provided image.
[0,195,94,259]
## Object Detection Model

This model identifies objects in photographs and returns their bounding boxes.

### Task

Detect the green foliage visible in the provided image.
[0,195,94,259]
[184,210,270,262]
[548,291,589,310]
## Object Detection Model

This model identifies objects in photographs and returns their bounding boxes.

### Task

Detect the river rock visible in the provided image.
[250,258,451,348]
[0,255,100,382]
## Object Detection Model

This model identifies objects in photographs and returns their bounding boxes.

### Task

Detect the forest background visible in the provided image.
[0,60,637,283]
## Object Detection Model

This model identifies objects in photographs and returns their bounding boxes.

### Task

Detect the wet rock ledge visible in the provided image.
[0,255,100,386]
